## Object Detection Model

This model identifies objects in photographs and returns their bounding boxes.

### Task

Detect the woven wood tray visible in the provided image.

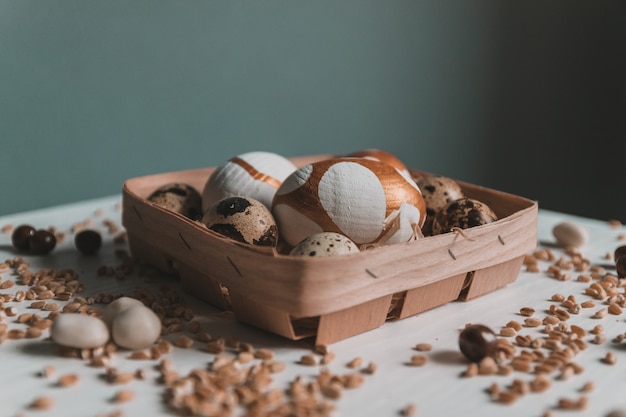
[122,154,538,345]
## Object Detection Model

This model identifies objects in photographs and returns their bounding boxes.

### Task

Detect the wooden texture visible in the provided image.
[458,256,526,301]
[315,294,394,345]
[395,272,468,320]
[122,154,539,343]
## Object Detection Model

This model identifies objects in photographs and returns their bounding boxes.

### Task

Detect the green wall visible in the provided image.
[0,1,496,215]
[2,1,625,222]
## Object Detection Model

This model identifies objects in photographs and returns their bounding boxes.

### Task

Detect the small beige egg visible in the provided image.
[289,232,360,257]
[416,175,465,235]
[431,197,498,235]
[202,151,297,212]
[147,182,202,220]
[111,305,161,350]
[50,313,110,349]
[102,296,144,328]
[552,221,588,247]
[203,196,278,246]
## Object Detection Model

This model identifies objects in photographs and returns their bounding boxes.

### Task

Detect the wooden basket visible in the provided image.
[122,154,538,345]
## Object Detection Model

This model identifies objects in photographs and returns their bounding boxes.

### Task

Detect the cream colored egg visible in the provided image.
[50,313,110,349]
[552,221,588,247]
[272,158,426,247]
[102,296,145,328]
[111,305,162,350]
[289,232,360,257]
[202,151,297,212]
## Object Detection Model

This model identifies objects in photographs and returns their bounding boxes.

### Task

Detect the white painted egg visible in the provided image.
[345,148,412,181]
[289,232,360,257]
[272,158,427,247]
[202,151,297,212]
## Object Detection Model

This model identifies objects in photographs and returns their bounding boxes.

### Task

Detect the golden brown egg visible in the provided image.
[345,148,411,179]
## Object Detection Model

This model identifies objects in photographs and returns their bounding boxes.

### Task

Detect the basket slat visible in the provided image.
[396,272,468,320]
[316,294,393,346]
[458,256,526,301]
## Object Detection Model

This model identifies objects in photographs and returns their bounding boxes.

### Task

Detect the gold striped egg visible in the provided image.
[202,151,297,212]
[272,158,426,247]
[345,148,411,180]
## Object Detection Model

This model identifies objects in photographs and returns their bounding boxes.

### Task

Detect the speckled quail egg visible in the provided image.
[416,175,465,235]
[148,182,202,220]
[431,197,498,235]
[202,196,278,247]
[289,232,360,257]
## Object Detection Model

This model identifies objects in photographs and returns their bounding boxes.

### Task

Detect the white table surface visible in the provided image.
[1,195,625,417]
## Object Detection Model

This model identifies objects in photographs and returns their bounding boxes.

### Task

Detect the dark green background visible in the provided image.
[2,1,625,221]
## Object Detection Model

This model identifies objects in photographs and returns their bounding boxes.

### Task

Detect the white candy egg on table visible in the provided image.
[272,157,427,247]
[552,221,589,247]
[101,296,145,328]
[111,304,162,350]
[202,151,297,211]
[50,313,110,349]
[289,232,360,257]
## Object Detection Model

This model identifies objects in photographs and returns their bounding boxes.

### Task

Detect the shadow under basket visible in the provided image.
[122,154,538,345]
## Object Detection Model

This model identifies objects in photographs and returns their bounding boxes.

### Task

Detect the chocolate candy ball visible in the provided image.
[11,224,36,251]
[458,324,498,363]
[616,256,626,278]
[615,245,626,261]
[75,229,102,255]
[614,246,626,278]
[29,230,57,255]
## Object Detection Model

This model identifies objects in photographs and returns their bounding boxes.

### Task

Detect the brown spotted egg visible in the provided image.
[431,197,498,235]
[202,196,278,247]
[289,232,360,257]
[147,182,202,220]
[416,175,465,235]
